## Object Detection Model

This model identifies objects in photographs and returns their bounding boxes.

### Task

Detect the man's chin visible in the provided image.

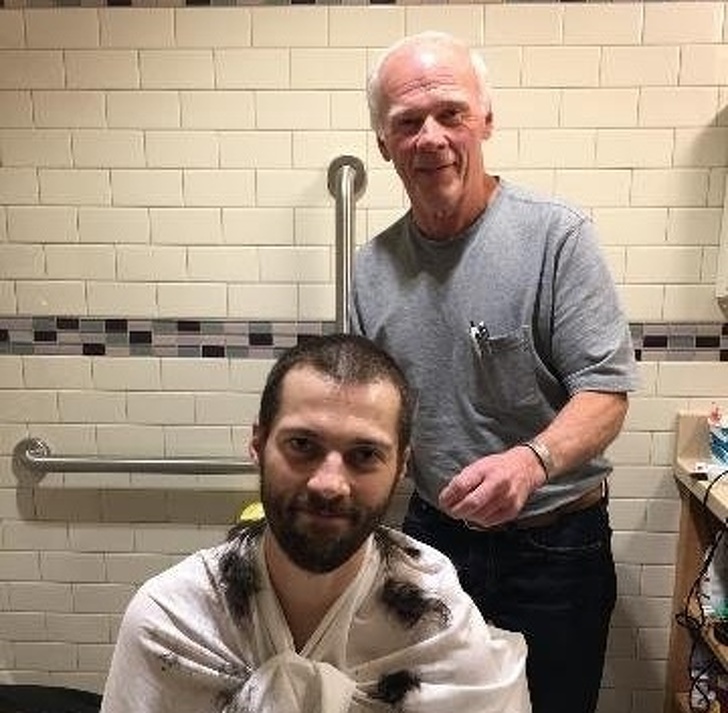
[412,181,461,206]
[284,532,362,574]
[294,509,355,533]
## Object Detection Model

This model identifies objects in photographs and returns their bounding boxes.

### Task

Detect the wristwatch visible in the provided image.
[522,439,555,480]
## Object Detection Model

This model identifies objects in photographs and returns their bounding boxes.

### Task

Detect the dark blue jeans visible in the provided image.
[403,492,616,713]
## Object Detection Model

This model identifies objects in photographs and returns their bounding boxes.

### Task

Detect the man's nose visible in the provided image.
[307,453,350,498]
[416,116,446,146]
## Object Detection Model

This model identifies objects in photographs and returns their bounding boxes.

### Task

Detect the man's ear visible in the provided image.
[249,424,263,465]
[377,135,391,162]
[397,446,411,482]
[482,110,494,141]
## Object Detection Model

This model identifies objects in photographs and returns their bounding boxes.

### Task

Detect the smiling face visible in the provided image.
[374,39,494,238]
[251,365,406,575]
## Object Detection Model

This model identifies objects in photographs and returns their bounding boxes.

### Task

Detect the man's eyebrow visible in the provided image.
[351,437,395,451]
[276,427,395,450]
[390,98,469,117]
[275,427,318,438]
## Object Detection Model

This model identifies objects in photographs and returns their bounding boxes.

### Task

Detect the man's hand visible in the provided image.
[437,393,629,527]
[438,446,547,528]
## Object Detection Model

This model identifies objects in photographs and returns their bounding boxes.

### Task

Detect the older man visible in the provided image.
[351,32,638,713]
[101,334,530,713]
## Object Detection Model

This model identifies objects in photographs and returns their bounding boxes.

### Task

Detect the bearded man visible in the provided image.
[101,334,530,713]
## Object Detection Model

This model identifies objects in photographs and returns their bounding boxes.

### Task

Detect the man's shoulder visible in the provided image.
[374,211,409,237]
[136,542,229,601]
[118,541,243,648]
[499,179,589,226]
[376,527,461,590]
[354,215,412,280]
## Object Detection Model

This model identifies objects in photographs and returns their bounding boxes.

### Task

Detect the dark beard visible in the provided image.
[261,472,395,574]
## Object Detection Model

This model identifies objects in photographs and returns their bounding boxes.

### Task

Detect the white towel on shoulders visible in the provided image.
[101,528,530,713]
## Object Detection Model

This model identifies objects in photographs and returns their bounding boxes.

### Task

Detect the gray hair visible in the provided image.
[366,31,492,136]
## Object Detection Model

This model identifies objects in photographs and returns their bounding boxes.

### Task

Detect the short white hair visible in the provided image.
[366,31,492,135]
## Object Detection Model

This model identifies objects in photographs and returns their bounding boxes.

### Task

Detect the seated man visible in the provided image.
[100,334,530,713]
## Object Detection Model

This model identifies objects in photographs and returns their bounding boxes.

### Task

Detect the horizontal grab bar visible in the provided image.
[14,438,257,478]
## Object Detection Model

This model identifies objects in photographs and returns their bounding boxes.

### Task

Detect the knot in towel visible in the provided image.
[230,651,357,713]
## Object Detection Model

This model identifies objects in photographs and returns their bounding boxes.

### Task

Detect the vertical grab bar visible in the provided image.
[328,156,367,332]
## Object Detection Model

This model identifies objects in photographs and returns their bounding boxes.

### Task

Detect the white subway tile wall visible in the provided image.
[0,5,727,713]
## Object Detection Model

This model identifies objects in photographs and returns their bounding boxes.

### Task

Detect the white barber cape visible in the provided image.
[101,527,530,713]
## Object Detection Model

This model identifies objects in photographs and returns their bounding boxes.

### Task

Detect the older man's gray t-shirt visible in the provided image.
[351,180,638,518]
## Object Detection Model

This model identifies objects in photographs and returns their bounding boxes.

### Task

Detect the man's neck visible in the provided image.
[263,533,368,651]
[413,174,500,241]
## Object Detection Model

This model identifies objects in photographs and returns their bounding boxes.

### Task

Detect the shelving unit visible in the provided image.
[665,413,728,713]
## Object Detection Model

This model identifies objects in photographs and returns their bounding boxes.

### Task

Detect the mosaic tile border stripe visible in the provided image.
[0,316,727,361]
[0,316,339,359]
[630,322,728,362]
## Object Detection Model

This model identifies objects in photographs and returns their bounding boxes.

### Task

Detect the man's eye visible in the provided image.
[394,116,422,134]
[439,109,464,126]
[347,447,383,470]
[287,437,316,455]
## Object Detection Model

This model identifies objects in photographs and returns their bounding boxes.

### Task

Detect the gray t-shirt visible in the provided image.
[351,180,638,518]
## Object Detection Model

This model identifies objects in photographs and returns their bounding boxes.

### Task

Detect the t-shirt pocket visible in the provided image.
[469,325,543,413]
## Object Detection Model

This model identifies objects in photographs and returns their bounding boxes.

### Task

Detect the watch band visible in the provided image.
[522,439,555,480]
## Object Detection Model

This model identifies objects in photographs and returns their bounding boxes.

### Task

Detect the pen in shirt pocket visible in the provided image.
[469,320,490,350]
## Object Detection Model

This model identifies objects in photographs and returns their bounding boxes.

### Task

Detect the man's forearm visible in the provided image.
[531,391,629,480]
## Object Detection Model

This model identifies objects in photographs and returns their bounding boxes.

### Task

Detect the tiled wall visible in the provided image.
[0,4,727,713]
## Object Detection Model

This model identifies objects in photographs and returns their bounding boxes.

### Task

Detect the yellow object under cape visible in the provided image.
[239,501,265,522]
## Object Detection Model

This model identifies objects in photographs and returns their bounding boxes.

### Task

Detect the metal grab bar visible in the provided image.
[328,155,367,332]
[13,437,257,479]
